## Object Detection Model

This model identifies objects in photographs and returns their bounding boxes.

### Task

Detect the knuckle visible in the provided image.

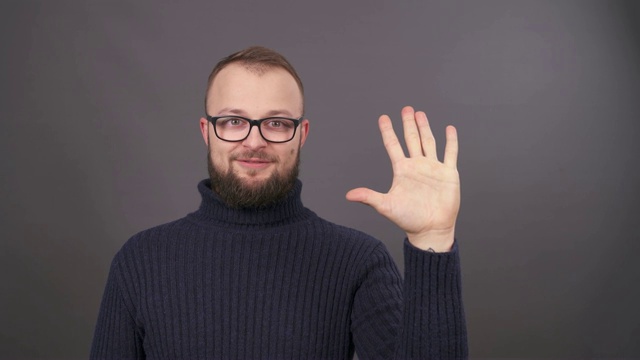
[384,138,400,147]
[422,136,435,144]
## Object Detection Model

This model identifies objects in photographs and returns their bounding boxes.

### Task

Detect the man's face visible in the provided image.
[199,63,309,208]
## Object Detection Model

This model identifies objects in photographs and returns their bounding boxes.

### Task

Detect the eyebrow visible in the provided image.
[216,108,297,118]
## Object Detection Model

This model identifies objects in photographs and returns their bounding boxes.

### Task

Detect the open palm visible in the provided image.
[346,106,460,251]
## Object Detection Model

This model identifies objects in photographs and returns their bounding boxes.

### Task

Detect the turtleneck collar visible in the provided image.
[188,178,310,228]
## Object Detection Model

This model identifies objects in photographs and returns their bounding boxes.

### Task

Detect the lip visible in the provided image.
[235,158,272,169]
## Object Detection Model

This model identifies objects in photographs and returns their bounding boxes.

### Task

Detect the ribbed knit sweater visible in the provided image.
[90,179,467,359]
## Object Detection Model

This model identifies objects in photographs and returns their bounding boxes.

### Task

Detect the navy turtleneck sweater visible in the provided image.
[90,179,467,359]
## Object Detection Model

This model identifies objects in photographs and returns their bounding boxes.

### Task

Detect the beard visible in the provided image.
[207,144,300,209]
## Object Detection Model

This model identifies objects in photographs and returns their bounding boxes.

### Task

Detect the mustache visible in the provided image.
[229,151,278,162]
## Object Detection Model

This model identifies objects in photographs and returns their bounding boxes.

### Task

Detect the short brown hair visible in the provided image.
[204,46,304,113]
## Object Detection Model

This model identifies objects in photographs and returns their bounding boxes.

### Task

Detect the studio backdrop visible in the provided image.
[1,0,639,358]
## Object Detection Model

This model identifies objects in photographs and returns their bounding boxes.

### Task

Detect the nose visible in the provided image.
[242,125,268,149]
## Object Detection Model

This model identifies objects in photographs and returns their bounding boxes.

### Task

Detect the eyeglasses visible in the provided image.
[206,115,303,143]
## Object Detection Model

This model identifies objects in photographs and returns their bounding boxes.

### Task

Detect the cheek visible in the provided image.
[211,152,225,168]
[278,147,298,167]
[209,144,232,171]
[284,146,298,160]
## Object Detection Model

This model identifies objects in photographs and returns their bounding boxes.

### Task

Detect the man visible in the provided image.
[91,46,467,359]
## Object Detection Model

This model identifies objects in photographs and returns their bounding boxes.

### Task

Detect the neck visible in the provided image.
[189,178,309,228]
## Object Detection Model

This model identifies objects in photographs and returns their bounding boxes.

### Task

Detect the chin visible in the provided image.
[237,172,273,186]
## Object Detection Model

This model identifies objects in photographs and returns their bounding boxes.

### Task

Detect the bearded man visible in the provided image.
[91,46,468,359]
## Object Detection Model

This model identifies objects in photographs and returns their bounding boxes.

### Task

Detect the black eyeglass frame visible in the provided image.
[205,115,304,143]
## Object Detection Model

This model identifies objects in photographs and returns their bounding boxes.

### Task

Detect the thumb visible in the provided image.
[346,187,385,209]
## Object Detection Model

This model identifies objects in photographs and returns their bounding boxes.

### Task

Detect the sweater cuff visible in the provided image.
[404,237,459,254]
[403,238,461,291]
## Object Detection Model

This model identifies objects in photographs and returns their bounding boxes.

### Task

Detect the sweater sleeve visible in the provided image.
[351,240,468,359]
[397,239,468,359]
[90,254,145,360]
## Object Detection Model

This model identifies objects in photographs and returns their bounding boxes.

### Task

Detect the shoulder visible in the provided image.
[308,215,390,262]
[314,217,403,287]
[114,216,192,263]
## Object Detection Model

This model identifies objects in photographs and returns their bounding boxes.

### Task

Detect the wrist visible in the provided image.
[407,228,455,252]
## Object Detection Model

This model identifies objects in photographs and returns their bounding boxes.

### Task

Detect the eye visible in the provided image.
[264,119,294,130]
[267,120,283,128]
[219,117,246,127]
[228,118,243,126]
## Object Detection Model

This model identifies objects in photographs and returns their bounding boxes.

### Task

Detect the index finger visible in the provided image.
[378,115,405,164]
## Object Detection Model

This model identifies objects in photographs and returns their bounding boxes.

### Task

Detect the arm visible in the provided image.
[90,256,145,359]
[351,241,467,360]
[347,106,468,358]
[398,240,467,359]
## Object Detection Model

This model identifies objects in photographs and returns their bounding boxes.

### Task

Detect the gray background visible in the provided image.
[1,0,639,358]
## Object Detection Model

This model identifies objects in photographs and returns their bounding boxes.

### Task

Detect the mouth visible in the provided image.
[235,158,273,169]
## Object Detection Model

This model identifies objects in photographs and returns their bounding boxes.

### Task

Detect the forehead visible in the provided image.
[207,63,303,116]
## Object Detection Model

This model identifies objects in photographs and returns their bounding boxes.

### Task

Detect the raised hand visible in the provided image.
[346,106,460,252]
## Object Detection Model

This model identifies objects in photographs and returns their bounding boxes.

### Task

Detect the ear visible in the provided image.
[299,119,310,147]
[199,117,210,146]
